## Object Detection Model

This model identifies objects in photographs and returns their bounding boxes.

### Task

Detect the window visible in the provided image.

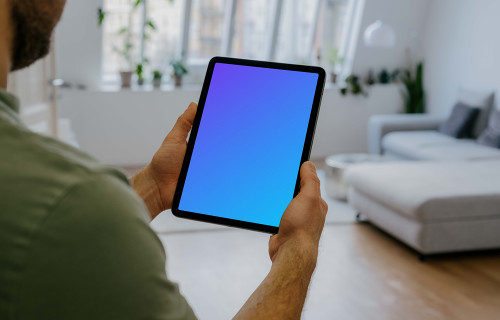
[188,0,226,63]
[101,0,362,83]
[146,0,184,70]
[230,0,275,60]
[276,0,319,64]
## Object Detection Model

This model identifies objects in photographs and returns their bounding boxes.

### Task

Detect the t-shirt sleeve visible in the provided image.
[16,172,197,320]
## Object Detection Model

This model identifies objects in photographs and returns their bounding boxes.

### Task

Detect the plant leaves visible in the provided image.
[98,8,106,26]
[400,62,425,113]
[146,20,157,30]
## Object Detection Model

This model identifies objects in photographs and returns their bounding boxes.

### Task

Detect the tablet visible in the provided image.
[172,57,325,234]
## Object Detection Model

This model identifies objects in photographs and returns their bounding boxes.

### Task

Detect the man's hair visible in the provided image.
[10,1,60,71]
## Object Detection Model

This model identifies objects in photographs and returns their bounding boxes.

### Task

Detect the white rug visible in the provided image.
[151,170,357,234]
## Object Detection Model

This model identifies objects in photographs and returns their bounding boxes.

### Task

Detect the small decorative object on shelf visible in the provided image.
[365,70,376,86]
[152,70,163,89]
[327,47,344,84]
[340,74,367,97]
[378,69,391,84]
[391,69,400,82]
[170,59,188,88]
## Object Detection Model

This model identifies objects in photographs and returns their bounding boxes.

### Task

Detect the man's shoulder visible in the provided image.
[7,158,196,320]
[0,119,131,208]
[0,121,171,319]
[0,119,150,241]
[0,116,151,257]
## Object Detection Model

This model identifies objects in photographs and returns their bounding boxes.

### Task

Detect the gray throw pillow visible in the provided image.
[438,102,480,138]
[477,108,500,148]
[457,88,495,138]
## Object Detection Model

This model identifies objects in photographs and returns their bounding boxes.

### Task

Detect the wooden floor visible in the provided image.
[159,222,500,320]
[312,223,500,320]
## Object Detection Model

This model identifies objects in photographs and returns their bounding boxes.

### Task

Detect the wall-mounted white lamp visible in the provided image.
[363,20,396,47]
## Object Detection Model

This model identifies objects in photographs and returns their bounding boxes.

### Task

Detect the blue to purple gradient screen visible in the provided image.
[178,63,319,227]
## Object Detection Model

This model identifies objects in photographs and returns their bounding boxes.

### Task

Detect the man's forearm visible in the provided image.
[234,240,317,320]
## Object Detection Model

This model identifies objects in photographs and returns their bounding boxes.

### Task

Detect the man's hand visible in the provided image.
[234,162,328,320]
[269,161,328,264]
[131,102,197,219]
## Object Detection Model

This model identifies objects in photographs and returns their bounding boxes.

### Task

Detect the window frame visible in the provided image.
[102,0,364,84]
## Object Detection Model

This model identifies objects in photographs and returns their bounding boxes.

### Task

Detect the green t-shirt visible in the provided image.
[0,89,196,320]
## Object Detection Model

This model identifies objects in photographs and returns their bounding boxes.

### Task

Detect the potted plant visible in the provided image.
[113,30,135,88]
[327,48,344,84]
[340,74,367,97]
[99,5,138,88]
[98,0,159,89]
[170,60,188,87]
[400,62,425,113]
[136,63,144,86]
[152,70,163,88]
[378,69,391,84]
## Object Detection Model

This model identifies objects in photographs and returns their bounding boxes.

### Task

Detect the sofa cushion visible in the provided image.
[408,143,500,161]
[382,131,500,160]
[346,161,500,222]
[383,131,458,151]
[478,108,500,148]
[382,130,465,159]
[458,88,495,138]
[438,102,479,138]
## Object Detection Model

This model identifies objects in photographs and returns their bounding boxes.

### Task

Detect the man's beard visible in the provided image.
[10,2,55,71]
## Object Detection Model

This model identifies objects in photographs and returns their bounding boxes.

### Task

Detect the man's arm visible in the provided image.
[132,103,327,318]
[131,102,197,220]
[235,162,328,319]
[234,239,316,319]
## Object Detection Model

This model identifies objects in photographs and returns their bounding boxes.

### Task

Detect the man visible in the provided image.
[0,0,328,319]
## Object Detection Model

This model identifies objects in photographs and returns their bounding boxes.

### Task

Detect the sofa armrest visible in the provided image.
[368,114,446,154]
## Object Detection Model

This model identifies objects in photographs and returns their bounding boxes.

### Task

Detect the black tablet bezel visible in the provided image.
[171,57,325,234]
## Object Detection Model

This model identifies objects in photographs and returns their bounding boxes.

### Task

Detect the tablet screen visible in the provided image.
[178,62,320,228]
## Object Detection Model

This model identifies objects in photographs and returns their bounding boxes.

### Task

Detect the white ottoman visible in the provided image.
[324,153,388,201]
[346,161,500,255]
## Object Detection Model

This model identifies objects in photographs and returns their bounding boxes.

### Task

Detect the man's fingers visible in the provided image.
[165,102,197,143]
[299,161,321,197]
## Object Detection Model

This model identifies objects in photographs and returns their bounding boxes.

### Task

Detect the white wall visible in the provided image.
[352,0,431,76]
[423,0,500,115]
[54,0,103,91]
[59,85,402,166]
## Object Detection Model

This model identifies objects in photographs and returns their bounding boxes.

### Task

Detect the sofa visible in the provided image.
[346,91,500,256]
[368,114,500,161]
